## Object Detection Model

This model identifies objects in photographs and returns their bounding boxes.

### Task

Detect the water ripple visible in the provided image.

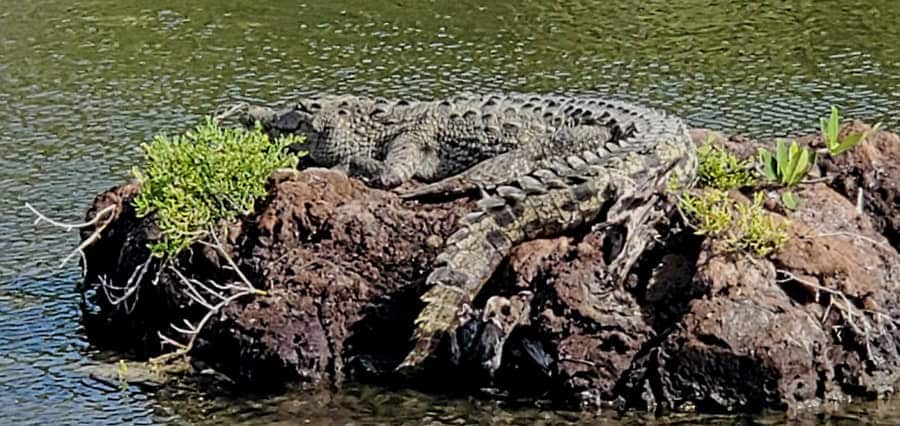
[2,0,900,424]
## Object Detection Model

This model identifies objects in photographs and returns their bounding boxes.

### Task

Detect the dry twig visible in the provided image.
[152,227,266,365]
[775,269,899,366]
[26,202,117,273]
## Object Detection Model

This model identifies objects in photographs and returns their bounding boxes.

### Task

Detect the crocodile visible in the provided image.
[241,93,627,194]
[239,94,698,375]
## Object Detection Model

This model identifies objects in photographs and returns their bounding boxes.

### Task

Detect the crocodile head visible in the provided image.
[285,95,381,168]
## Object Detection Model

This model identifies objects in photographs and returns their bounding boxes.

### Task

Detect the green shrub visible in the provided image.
[679,189,734,237]
[680,189,789,257]
[729,192,790,257]
[132,117,305,257]
[696,137,757,190]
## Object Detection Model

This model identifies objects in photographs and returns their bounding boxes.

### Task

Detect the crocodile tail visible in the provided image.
[398,108,697,373]
[397,210,512,371]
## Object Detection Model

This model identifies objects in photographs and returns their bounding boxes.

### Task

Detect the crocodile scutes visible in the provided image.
[241,93,698,375]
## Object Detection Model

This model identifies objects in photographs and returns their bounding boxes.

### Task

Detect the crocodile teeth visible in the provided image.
[463,211,486,223]
[496,185,526,201]
[434,251,452,266]
[564,174,591,184]
[516,175,548,194]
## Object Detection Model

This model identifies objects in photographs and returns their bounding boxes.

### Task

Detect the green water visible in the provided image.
[1,0,899,423]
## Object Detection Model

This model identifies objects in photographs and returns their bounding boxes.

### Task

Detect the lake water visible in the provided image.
[2,0,899,424]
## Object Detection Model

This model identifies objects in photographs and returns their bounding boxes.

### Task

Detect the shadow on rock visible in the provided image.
[79,126,900,414]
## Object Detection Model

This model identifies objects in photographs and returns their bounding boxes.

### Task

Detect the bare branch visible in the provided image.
[212,102,249,125]
[170,323,196,336]
[27,203,115,231]
[816,231,898,258]
[170,265,216,310]
[198,226,261,293]
[97,254,153,313]
[26,203,118,270]
[152,229,266,365]
[158,332,188,350]
[775,268,899,366]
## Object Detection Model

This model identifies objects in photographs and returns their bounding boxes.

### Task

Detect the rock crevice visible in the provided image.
[79,125,900,413]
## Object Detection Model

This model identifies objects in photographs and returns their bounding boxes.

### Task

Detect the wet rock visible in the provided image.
[80,169,467,387]
[79,126,900,414]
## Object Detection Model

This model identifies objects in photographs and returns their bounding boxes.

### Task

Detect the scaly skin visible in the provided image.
[396,103,697,373]
[240,94,697,374]
[242,93,634,190]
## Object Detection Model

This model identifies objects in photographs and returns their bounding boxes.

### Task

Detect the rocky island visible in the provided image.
[71,94,900,415]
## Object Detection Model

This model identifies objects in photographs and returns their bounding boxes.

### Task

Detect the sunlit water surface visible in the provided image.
[2,0,900,424]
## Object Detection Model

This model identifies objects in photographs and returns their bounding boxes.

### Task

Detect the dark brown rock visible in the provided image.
[806,121,900,249]
[79,127,900,414]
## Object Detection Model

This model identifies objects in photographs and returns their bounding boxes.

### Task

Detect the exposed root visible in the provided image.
[151,227,266,366]
[98,255,153,313]
[775,269,899,366]
[26,202,117,273]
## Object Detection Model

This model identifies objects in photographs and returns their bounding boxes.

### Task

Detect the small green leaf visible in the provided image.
[832,132,863,156]
[787,147,812,185]
[758,148,777,181]
[781,190,799,210]
[826,105,840,149]
[776,139,789,181]
[820,117,828,146]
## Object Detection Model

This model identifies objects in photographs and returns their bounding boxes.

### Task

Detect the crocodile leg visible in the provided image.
[397,127,697,373]
[346,129,445,188]
[400,125,614,199]
[399,149,539,198]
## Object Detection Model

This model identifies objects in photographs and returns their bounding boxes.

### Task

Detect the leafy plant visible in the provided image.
[757,139,816,209]
[132,117,305,257]
[679,189,788,257]
[696,136,757,190]
[679,189,734,237]
[730,192,790,257]
[820,105,881,156]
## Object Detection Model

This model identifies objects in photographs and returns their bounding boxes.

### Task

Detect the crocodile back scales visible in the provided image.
[397,100,697,371]
[246,93,648,186]
[240,93,697,373]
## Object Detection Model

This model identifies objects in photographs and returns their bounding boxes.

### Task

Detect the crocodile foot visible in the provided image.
[346,156,404,189]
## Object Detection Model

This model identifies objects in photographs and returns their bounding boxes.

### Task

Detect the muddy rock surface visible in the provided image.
[80,126,900,414]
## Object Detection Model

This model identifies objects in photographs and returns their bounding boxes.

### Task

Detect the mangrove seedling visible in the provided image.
[821,105,881,156]
[757,139,816,210]
[679,189,788,257]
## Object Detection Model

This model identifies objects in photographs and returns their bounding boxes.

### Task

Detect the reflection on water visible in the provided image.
[1,0,899,423]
